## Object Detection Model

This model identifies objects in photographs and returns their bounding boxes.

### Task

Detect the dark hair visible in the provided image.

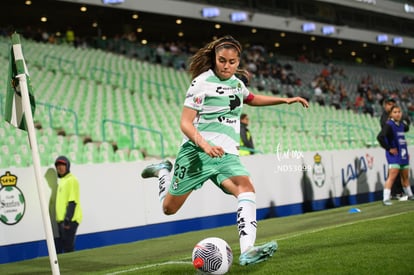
[389,105,401,113]
[385,97,396,104]
[188,35,249,82]
[241,113,248,120]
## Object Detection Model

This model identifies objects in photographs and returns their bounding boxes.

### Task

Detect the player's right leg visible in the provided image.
[141,159,174,214]
[141,159,173,179]
[141,142,211,215]
[162,192,192,215]
[383,167,399,206]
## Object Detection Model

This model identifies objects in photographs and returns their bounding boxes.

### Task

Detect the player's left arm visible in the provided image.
[402,114,410,132]
[245,93,309,108]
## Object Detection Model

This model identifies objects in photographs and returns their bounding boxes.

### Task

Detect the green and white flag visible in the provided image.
[3,33,60,274]
[4,32,35,131]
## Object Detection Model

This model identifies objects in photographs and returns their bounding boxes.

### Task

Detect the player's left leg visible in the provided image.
[222,175,278,265]
[400,167,414,200]
[239,241,278,266]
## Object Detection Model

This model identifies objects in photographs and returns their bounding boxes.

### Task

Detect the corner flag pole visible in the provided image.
[19,73,60,275]
[11,34,60,275]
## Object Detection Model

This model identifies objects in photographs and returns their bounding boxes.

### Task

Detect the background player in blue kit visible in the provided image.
[377,105,414,205]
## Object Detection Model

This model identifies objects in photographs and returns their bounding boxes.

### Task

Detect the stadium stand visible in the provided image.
[1,34,413,169]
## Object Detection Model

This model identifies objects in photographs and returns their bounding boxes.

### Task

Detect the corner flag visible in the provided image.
[4,33,60,275]
[4,33,35,130]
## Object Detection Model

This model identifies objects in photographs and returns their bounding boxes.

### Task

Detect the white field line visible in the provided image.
[105,260,191,275]
[277,211,413,241]
[105,210,413,275]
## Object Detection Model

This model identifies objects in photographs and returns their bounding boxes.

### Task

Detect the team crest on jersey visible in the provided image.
[172,178,179,190]
[193,96,203,105]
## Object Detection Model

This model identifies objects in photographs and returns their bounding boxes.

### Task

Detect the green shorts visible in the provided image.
[169,141,250,196]
[388,164,410,169]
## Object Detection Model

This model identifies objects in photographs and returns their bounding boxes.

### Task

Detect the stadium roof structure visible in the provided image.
[1,0,414,67]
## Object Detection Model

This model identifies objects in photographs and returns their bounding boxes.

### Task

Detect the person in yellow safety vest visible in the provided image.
[66,27,75,45]
[239,113,255,156]
[55,155,82,253]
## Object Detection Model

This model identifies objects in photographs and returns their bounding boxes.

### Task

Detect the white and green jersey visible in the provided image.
[183,69,250,155]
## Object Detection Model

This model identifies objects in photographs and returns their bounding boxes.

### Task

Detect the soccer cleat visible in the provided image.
[383,200,393,206]
[141,160,173,178]
[408,196,414,201]
[398,195,408,201]
[239,241,278,266]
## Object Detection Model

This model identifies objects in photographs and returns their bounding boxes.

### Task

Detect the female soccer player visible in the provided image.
[141,35,308,265]
[377,105,413,205]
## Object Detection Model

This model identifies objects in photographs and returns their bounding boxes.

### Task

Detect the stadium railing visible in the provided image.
[323,119,377,147]
[36,102,79,136]
[101,118,165,158]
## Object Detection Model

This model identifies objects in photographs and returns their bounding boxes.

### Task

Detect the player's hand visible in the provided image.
[287,97,309,108]
[389,148,398,155]
[204,145,225,158]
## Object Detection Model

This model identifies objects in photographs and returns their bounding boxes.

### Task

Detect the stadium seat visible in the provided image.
[116,134,131,149]
[0,154,7,168]
[82,151,96,164]
[10,153,31,167]
[3,36,413,165]
[1,144,10,156]
[67,151,83,165]
[114,149,128,162]
[129,149,144,161]
[98,142,115,163]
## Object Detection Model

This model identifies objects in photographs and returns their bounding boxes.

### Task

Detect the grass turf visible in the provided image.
[2,200,414,274]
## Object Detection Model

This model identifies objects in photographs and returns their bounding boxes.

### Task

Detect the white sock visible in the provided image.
[383,188,391,201]
[237,192,257,254]
[403,186,413,197]
[158,169,171,204]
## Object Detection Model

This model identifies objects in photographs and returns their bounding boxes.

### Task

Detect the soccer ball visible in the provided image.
[192,237,233,274]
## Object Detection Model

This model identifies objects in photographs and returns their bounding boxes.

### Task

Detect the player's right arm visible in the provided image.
[377,123,394,151]
[180,107,224,158]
